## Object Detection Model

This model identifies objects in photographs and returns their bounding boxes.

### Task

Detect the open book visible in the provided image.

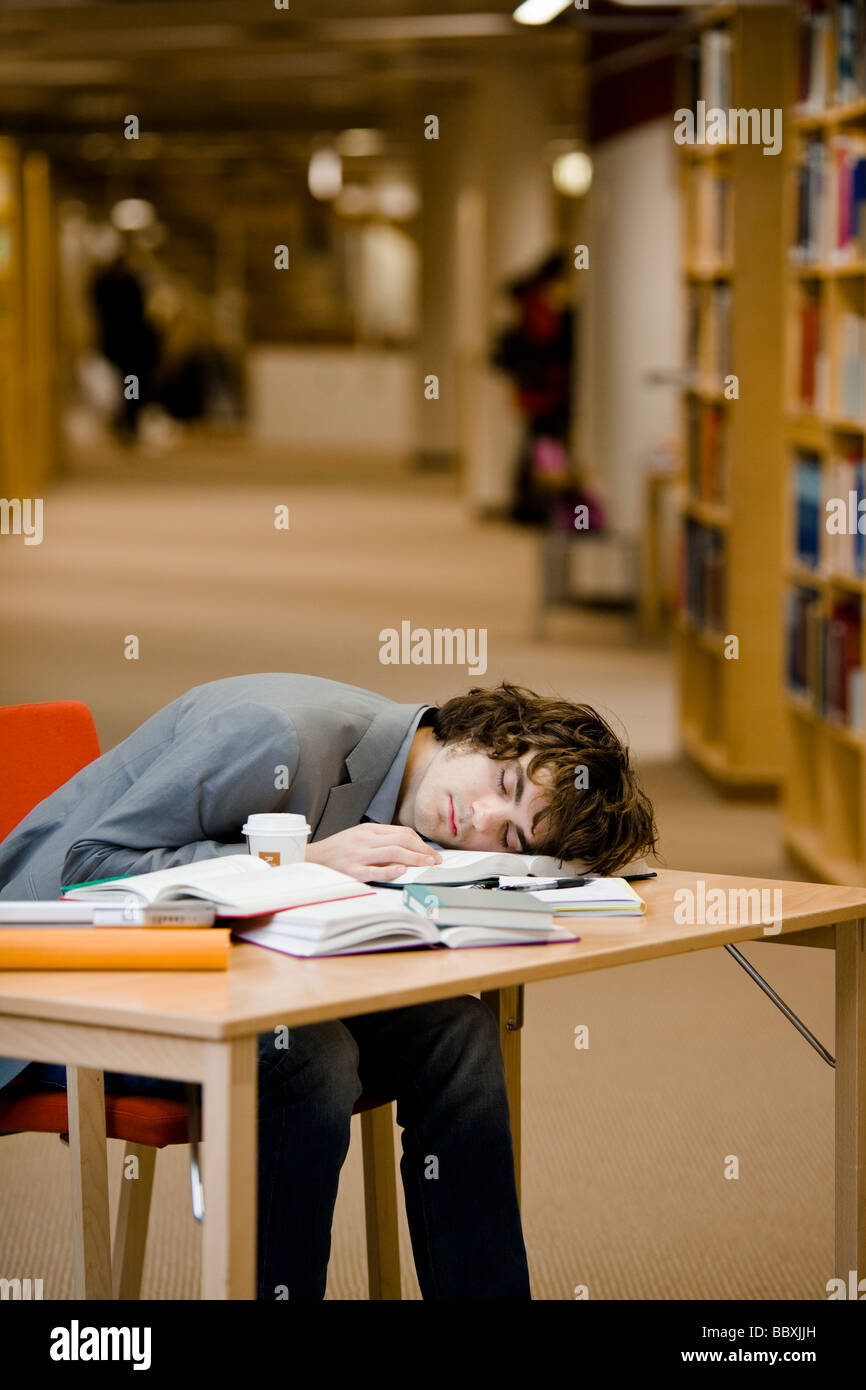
[233,888,578,957]
[381,848,579,886]
[60,855,372,919]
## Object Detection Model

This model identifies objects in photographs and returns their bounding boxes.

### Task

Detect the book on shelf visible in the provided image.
[797,286,829,410]
[692,165,733,265]
[700,28,732,111]
[706,284,732,385]
[683,519,727,632]
[823,452,866,574]
[793,137,866,263]
[798,0,832,110]
[686,400,728,505]
[794,450,823,567]
[59,854,372,918]
[834,0,866,104]
[797,0,866,111]
[837,310,866,418]
[685,284,701,376]
[786,586,863,727]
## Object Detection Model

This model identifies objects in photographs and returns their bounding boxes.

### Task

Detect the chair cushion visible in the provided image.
[0,1085,394,1148]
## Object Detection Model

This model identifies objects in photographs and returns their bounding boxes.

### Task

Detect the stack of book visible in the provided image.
[235,853,649,957]
[0,852,651,964]
[0,857,370,969]
[787,588,864,727]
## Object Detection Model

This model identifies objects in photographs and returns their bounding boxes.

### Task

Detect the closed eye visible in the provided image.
[498,766,511,850]
[499,761,530,854]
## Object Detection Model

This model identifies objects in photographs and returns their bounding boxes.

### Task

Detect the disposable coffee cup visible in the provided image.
[242,813,311,867]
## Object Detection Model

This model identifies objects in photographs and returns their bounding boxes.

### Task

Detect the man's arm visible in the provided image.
[62,703,299,887]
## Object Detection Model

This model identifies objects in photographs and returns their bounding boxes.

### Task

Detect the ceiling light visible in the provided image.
[552,151,593,197]
[513,0,573,25]
[308,147,343,200]
[110,199,156,232]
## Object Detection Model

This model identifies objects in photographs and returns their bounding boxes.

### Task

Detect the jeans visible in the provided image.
[26,994,530,1300]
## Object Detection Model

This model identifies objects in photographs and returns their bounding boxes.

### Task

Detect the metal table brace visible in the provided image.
[724,944,835,1068]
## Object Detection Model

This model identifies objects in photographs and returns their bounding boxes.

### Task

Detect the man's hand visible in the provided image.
[306,824,442,882]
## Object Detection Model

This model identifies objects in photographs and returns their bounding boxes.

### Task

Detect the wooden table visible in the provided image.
[1,868,864,1299]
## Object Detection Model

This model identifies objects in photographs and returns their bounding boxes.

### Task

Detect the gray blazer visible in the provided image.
[0,674,428,1089]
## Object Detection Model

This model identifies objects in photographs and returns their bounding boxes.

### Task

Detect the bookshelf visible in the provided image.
[676,6,794,790]
[783,0,866,884]
[0,137,55,500]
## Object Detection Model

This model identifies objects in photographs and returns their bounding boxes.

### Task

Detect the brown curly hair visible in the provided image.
[430,683,658,875]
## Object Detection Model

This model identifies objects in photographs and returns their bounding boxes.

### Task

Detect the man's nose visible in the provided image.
[470,798,497,831]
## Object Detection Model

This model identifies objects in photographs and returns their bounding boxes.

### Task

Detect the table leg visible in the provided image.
[200,1037,257,1300]
[835,918,866,1283]
[67,1065,112,1301]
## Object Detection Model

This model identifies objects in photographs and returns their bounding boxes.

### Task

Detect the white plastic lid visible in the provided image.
[242,814,311,835]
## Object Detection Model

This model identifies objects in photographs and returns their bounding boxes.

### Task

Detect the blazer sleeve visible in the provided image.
[61,702,301,887]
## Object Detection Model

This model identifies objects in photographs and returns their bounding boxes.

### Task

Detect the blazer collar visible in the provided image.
[314,702,428,840]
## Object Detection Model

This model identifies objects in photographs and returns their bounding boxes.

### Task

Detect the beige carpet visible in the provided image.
[0,437,834,1300]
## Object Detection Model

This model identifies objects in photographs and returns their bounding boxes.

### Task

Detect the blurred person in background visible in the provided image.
[492,250,576,526]
[90,244,161,444]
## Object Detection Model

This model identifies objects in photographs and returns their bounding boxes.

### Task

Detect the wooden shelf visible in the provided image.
[786,409,866,436]
[676,7,791,792]
[787,563,866,595]
[784,823,866,888]
[685,262,734,281]
[683,495,730,529]
[784,691,865,750]
[684,381,729,404]
[790,260,866,278]
[0,138,55,496]
[682,723,779,791]
[782,11,866,885]
[793,95,866,130]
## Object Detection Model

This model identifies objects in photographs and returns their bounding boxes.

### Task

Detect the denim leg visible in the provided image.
[254,1021,362,1301]
[343,995,531,1300]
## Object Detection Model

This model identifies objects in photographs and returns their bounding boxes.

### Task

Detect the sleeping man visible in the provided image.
[0,673,657,1300]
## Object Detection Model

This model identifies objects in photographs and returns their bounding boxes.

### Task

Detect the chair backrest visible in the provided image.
[0,701,101,840]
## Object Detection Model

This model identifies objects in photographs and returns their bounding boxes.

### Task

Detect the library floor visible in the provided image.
[0,435,830,1301]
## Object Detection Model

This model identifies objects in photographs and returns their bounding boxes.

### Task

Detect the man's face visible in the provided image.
[406,741,552,854]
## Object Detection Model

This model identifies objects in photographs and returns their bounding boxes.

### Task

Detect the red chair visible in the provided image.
[0,701,402,1299]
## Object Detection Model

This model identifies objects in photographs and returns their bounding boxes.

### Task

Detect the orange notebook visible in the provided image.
[0,928,231,971]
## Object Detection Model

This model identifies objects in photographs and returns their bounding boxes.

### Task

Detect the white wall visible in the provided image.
[248,346,417,451]
[581,118,682,556]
